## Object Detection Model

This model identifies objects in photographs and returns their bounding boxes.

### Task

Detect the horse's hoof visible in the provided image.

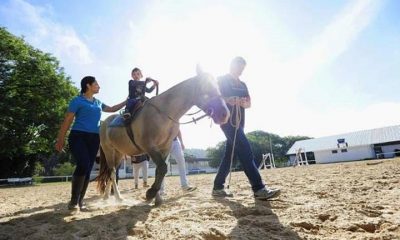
[154,192,163,206]
[146,188,158,200]
[116,197,124,202]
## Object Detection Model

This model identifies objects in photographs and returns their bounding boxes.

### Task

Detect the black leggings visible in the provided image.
[68,130,100,180]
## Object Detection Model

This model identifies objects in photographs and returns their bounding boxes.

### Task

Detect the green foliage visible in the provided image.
[33,161,45,176]
[0,27,79,178]
[32,176,44,184]
[206,130,311,168]
[53,162,75,176]
[206,141,226,168]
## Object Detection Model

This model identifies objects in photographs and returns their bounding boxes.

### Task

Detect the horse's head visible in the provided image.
[192,70,230,125]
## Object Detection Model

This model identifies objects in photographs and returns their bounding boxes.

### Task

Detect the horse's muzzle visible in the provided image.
[208,106,229,125]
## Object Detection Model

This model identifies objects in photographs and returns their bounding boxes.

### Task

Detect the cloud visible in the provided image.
[1,0,92,65]
[247,0,386,138]
[293,0,383,83]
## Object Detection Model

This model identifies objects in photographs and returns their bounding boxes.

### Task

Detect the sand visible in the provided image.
[0,158,399,240]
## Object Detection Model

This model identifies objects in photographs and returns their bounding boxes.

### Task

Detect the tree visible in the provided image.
[206,141,226,168]
[0,27,78,178]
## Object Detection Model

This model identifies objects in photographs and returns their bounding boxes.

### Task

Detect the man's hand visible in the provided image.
[226,97,240,106]
[239,97,251,108]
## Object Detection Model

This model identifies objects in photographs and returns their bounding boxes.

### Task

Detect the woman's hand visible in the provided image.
[55,112,75,152]
[55,138,64,152]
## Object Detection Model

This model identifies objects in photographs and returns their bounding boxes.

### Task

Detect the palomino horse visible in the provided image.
[97,70,230,205]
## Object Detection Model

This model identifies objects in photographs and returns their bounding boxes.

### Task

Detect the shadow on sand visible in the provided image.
[0,191,195,240]
[0,201,151,239]
[214,197,301,239]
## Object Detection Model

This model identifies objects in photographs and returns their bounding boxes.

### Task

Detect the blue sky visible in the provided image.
[1,0,400,149]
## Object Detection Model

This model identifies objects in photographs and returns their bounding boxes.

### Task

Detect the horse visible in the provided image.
[97,69,230,205]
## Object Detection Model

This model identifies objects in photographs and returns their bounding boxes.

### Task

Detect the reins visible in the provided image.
[146,101,210,125]
[226,99,241,189]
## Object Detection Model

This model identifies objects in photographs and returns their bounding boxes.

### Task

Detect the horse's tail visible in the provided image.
[96,146,112,195]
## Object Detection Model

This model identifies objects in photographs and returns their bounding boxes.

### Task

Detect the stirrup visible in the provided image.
[123,112,131,120]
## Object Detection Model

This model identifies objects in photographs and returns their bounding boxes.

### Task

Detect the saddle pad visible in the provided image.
[108,115,125,127]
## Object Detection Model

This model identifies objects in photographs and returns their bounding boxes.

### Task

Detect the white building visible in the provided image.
[287,125,400,164]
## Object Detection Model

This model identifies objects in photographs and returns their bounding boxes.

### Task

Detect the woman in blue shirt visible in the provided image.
[55,76,126,211]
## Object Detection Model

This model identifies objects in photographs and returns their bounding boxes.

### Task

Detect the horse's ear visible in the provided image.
[196,64,204,76]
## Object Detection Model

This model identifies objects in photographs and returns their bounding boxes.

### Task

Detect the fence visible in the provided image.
[376,151,400,159]
[0,174,97,186]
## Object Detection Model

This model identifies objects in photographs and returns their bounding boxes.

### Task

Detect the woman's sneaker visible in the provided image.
[254,187,280,200]
[212,188,233,197]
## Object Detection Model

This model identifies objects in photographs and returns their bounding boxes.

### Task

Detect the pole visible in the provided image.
[269,134,273,160]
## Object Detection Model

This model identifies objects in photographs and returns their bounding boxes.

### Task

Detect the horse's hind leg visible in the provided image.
[111,168,123,202]
[104,179,112,200]
[146,151,168,201]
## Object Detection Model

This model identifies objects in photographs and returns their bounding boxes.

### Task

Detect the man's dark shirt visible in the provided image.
[217,74,249,128]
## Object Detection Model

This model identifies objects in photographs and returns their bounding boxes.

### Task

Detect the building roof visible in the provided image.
[287,125,400,154]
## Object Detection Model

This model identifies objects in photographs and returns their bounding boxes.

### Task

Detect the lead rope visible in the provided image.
[226,98,241,189]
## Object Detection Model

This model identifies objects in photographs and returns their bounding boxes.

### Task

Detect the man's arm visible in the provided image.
[223,96,250,108]
[177,130,185,150]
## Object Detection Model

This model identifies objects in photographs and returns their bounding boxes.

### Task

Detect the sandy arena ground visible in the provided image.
[0,158,399,240]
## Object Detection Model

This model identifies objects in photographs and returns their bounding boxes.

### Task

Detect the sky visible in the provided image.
[1,0,400,149]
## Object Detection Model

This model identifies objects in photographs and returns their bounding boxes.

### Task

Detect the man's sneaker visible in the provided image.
[212,188,233,197]
[182,185,197,192]
[254,187,281,200]
[68,202,79,211]
[79,202,88,211]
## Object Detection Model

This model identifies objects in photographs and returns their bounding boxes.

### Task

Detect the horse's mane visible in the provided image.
[148,73,216,104]
[147,76,197,104]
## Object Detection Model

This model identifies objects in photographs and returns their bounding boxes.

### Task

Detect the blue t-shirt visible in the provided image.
[68,95,106,134]
[218,74,250,128]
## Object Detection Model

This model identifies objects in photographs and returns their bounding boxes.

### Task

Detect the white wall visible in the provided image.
[314,145,374,164]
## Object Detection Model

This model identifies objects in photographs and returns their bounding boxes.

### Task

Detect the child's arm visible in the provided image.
[145,78,159,93]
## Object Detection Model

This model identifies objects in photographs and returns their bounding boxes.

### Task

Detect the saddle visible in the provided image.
[124,102,145,151]
[109,101,144,128]
[123,101,144,125]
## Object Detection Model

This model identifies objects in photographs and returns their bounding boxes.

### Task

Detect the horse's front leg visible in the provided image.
[146,152,168,202]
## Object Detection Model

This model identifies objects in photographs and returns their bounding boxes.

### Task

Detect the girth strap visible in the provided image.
[124,123,142,152]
